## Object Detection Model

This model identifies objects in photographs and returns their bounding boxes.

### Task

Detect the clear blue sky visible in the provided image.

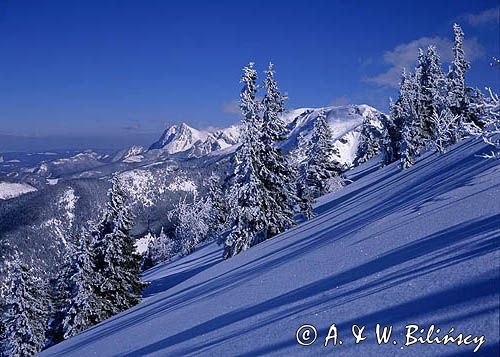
[0,0,498,150]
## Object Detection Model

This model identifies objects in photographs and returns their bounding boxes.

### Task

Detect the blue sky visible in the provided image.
[0,0,498,150]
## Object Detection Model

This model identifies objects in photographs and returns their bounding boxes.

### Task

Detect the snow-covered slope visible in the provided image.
[0,181,37,200]
[40,138,500,356]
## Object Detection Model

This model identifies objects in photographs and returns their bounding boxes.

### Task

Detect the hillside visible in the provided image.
[40,138,500,356]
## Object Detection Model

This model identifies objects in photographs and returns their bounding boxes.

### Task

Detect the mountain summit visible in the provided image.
[146,105,385,163]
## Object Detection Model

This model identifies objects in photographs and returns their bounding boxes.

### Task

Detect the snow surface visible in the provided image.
[123,155,144,163]
[41,138,500,356]
[46,178,59,185]
[0,182,37,200]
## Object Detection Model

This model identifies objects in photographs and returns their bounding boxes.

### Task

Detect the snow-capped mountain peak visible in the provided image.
[148,123,209,154]
[147,122,240,156]
[146,105,384,161]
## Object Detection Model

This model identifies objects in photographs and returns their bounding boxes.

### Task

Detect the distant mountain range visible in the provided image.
[145,104,384,163]
[1,104,386,186]
[0,104,387,277]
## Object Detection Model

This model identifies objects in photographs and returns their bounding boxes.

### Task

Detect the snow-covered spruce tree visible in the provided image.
[398,69,421,169]
[356,113,385,165]
[419,45,448,141]
[46,244,75,345]
[92,176,145,319]
[1,259,49,357]
[296,163,315,220]
[383,98,404,165]
[447,24,470,119]
[224,62,268,258]
[302,109,343,198]
[257,62,296,239]
[206,173,229,242]
[61,232,103,339]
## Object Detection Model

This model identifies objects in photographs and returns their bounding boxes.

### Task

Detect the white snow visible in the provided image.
[335,131,362,167]
[123,155,144,163]
[166,176,197,193]
[47,178,59,185]
[0,182,37,200]
[40,138,500,356]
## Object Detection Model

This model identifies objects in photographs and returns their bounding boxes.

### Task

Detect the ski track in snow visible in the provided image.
[40,138,500,356]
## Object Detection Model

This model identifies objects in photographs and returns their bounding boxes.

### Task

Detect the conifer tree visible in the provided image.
[61,233,102,339]
[92,176,145,319]
[224,62,268,258]
[419,45,448,140]
[257,62,295,239]
[383,98,404,165]
[301,109,343,198]
[1,259,49,356]
[296,164,315,220]
[398,69,420,168]
[206,173,228,240]
[448,24,470,115]
[46,246,74,345]
[356,113,384,164]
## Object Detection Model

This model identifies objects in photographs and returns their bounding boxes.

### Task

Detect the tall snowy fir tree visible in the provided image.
[1,259,49,357]
[300,109,343,200]
[412,48,434,148]
[384,97,404,165]
[397,69,420,169]
[296,164,315,220]
[47,244,76,345]
[419,45,448,141]
[447,24,470,119]
[206,173,228,242]
[257,62,296,239]
[92,176,145,319]
[224,63,268,258]
[60,233,103,340]
[356,113,384,165]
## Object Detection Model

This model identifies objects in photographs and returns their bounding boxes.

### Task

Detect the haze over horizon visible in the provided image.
[0,0,498,151]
